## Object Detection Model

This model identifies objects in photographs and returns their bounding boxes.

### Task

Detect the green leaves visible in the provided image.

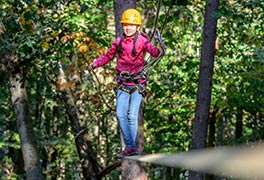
[0,0,263,178]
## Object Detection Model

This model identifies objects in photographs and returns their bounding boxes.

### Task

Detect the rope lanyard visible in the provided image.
[149,0,162,42]
[122,28,165,82]
[130,0,166,79]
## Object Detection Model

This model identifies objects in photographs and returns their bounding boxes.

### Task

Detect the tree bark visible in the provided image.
[189,0,219,179]
[4,54,43,180]
[208,106,218,147]
[205,107,217,180]
[51,104,59,180]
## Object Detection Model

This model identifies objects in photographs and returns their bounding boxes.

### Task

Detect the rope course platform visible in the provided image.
[126,142,264,180]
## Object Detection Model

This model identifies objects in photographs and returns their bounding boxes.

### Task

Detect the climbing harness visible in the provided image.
[114,71,147,97]
[115,0,166,97]
[114,83,147,97]
[116,28,165,95]
[115,28,165,97]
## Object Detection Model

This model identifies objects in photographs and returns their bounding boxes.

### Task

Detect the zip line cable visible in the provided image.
[126,142,264,180]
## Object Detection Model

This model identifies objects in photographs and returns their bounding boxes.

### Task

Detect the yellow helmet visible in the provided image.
[120,9,142,25]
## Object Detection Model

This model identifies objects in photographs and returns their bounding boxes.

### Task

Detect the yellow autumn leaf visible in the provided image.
[61,35,70,43]
[51,31,58,37]
[83,37,91,42]
[41,42,49,49]
[79,45,89,52]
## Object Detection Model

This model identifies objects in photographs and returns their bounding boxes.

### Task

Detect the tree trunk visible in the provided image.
[57,62,100,180]
[51,104,59,180]
[206,106,218,180]
[121,102,147,180]
[4,54,43,180]
[208,106,218,147]
[189,0,219,179]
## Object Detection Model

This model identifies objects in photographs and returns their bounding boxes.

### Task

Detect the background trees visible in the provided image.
[189,0,219,179]
[0,0,263,179]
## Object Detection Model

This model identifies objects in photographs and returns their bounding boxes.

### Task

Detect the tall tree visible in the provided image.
[57,62,100,179]
[2,54,43,180]
[189,0,219,179]
[0,2,44,179]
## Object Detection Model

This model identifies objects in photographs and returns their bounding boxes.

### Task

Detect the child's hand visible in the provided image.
[89,62,97,70]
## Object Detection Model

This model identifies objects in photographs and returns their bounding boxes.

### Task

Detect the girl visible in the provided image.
[89,8,165,157]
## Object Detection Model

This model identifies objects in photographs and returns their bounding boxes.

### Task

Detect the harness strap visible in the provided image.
[114,84,137,94]
[118,71,145,83]
[115,71,147,97]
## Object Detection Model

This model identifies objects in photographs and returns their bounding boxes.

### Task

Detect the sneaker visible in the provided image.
[115,146,138,158]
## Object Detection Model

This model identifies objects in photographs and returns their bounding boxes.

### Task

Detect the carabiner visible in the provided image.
[155,29,163,43]
[119,71,131,81]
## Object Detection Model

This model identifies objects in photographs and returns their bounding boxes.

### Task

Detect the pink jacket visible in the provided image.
[94,32,161,85]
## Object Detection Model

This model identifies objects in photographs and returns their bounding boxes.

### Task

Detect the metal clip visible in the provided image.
[119,71,132,82]
[155,29,163,43]
[135,84,147,97]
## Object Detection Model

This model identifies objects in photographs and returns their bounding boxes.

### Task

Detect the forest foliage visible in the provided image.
[0,0,263,179]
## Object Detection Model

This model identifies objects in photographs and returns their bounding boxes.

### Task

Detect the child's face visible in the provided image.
[123,23,140,37]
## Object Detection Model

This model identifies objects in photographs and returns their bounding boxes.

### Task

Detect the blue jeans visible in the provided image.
[116,86,143,147]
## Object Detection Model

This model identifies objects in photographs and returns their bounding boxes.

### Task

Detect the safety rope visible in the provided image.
[131,0,166,78]
[149,0,162,41]
[138,29,165,74]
